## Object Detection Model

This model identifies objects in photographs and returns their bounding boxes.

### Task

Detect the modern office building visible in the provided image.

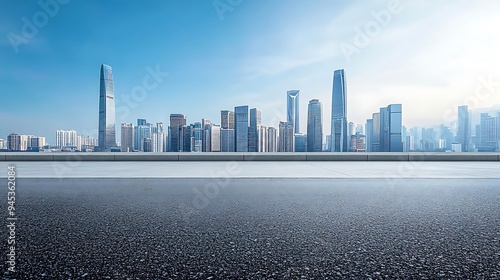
[294,133,307,152]
[7,133,21,151]
[287,90,300,134]
[98,64,116,151]
[190,122,202,152]
[267,127,277,152]
[278,121,294,152]
[202,119,212,152]
[330,69,348,152]
[307,99,323,152]
[221,110,234,129]
[379,104,403,152]
[169,114,186,152]
[234,105,249,152]
[371,113,380,152]
[249,108,261,152]
[142,138,152,152]
[151,122,166,153]
[28,136,45,150]
[258,125,267,152]
[480,113,498,150]
[220,128,235,152]
[134,120,152,152]
[365,119,373,152]
[456,105,471,152]
[211,124,221,152]
[181,125,192,152]
[121,123,134,152]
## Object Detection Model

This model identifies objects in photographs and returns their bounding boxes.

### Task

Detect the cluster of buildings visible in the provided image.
[1,64,499,153]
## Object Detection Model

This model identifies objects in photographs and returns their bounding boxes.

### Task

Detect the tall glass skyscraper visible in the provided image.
[248,108,261,152]
[234,105,249,152]
[456,105,471,152]
[98,64,116,151]
[287,90,300,134]
[379,104,403,152]
[330,69,347,152]
[169,114,186,152]
[307,99,323,152]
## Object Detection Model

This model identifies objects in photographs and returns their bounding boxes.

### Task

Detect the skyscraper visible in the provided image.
[202,119,212,152]
[456,105,471,152]
[234,105,249,152]
[134,120,152,152]
[379,104,403,152]
[98,64,116,151]
[287,90,300,134]
[220,129,235,152]
[221,110,234,129]
[169,114,186,152]
[152,122,166,152]
[371,113,380,152]
[365,119,373,152]
[249,108,261,152]
[258,125,267,152]
[211,124,221,152]
[267,127,277,152]
[278,121,294,152]
[330,69,347,152]
[307,99,323,152]
[480,113,497,150]
[121,123,134,152]
[193,122,203,152]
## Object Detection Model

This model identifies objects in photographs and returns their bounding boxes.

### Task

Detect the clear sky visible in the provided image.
[1,0,500,144]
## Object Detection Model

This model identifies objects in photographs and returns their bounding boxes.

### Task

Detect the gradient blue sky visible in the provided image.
[1,0,500,144]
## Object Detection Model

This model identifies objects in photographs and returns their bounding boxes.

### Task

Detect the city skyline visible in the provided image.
[2,1,500,143]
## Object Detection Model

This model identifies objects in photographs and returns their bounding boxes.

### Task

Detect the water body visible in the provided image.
[1,178,499,279]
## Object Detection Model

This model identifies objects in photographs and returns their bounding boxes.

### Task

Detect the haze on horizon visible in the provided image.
[1,0,500,144]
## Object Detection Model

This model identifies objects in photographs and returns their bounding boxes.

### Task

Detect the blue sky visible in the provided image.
[1,0,500,144]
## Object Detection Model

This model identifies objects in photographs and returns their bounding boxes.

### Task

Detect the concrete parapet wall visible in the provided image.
[0,152,499,161]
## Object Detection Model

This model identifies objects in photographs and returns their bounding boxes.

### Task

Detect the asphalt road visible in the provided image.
[1,178,499,279]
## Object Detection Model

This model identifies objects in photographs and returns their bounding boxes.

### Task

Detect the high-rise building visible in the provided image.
[379,104,403,152]
[234,105,249,152]
[202,119,212,152]
[307,99,323,152]
[294,133,307,152]
[221,110,234,129]
[220,129,235,152]
[98,64,116,151]
[30,137,46,150]
[249,108,261,152]
[142,138,152,152]
[181,125,192,152]
[331,69,347,152]
[211,124,221,152]
[121,123,134,152]
[20,135,33,151]
[287,90,300,134]
[56,130,78,148]
[267,127,277,152]
[7,133,21,151]
[365,119,373,152]
[456,105,471,152]
[480,113,497,150]
[258,125,267,152]
[152,122,166,153]
[0,139,6,150]
[193,122,203,152]
[134,120,152,152]
[371,113,380,152]
[278,121,294,152]
[169,114,186,152]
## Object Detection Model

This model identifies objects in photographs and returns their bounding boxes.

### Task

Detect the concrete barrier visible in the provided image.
[409,153,499,161]
[179,153,244,161]
[0,152,499,161]
[114,153,179,161]
[306,153,368,161]
[368,153,409,161]
[244,153,307,161]
[5,153,53,161]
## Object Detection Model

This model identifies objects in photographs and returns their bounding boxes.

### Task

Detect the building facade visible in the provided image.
[330,69,347,152]
[98,64,116,151]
